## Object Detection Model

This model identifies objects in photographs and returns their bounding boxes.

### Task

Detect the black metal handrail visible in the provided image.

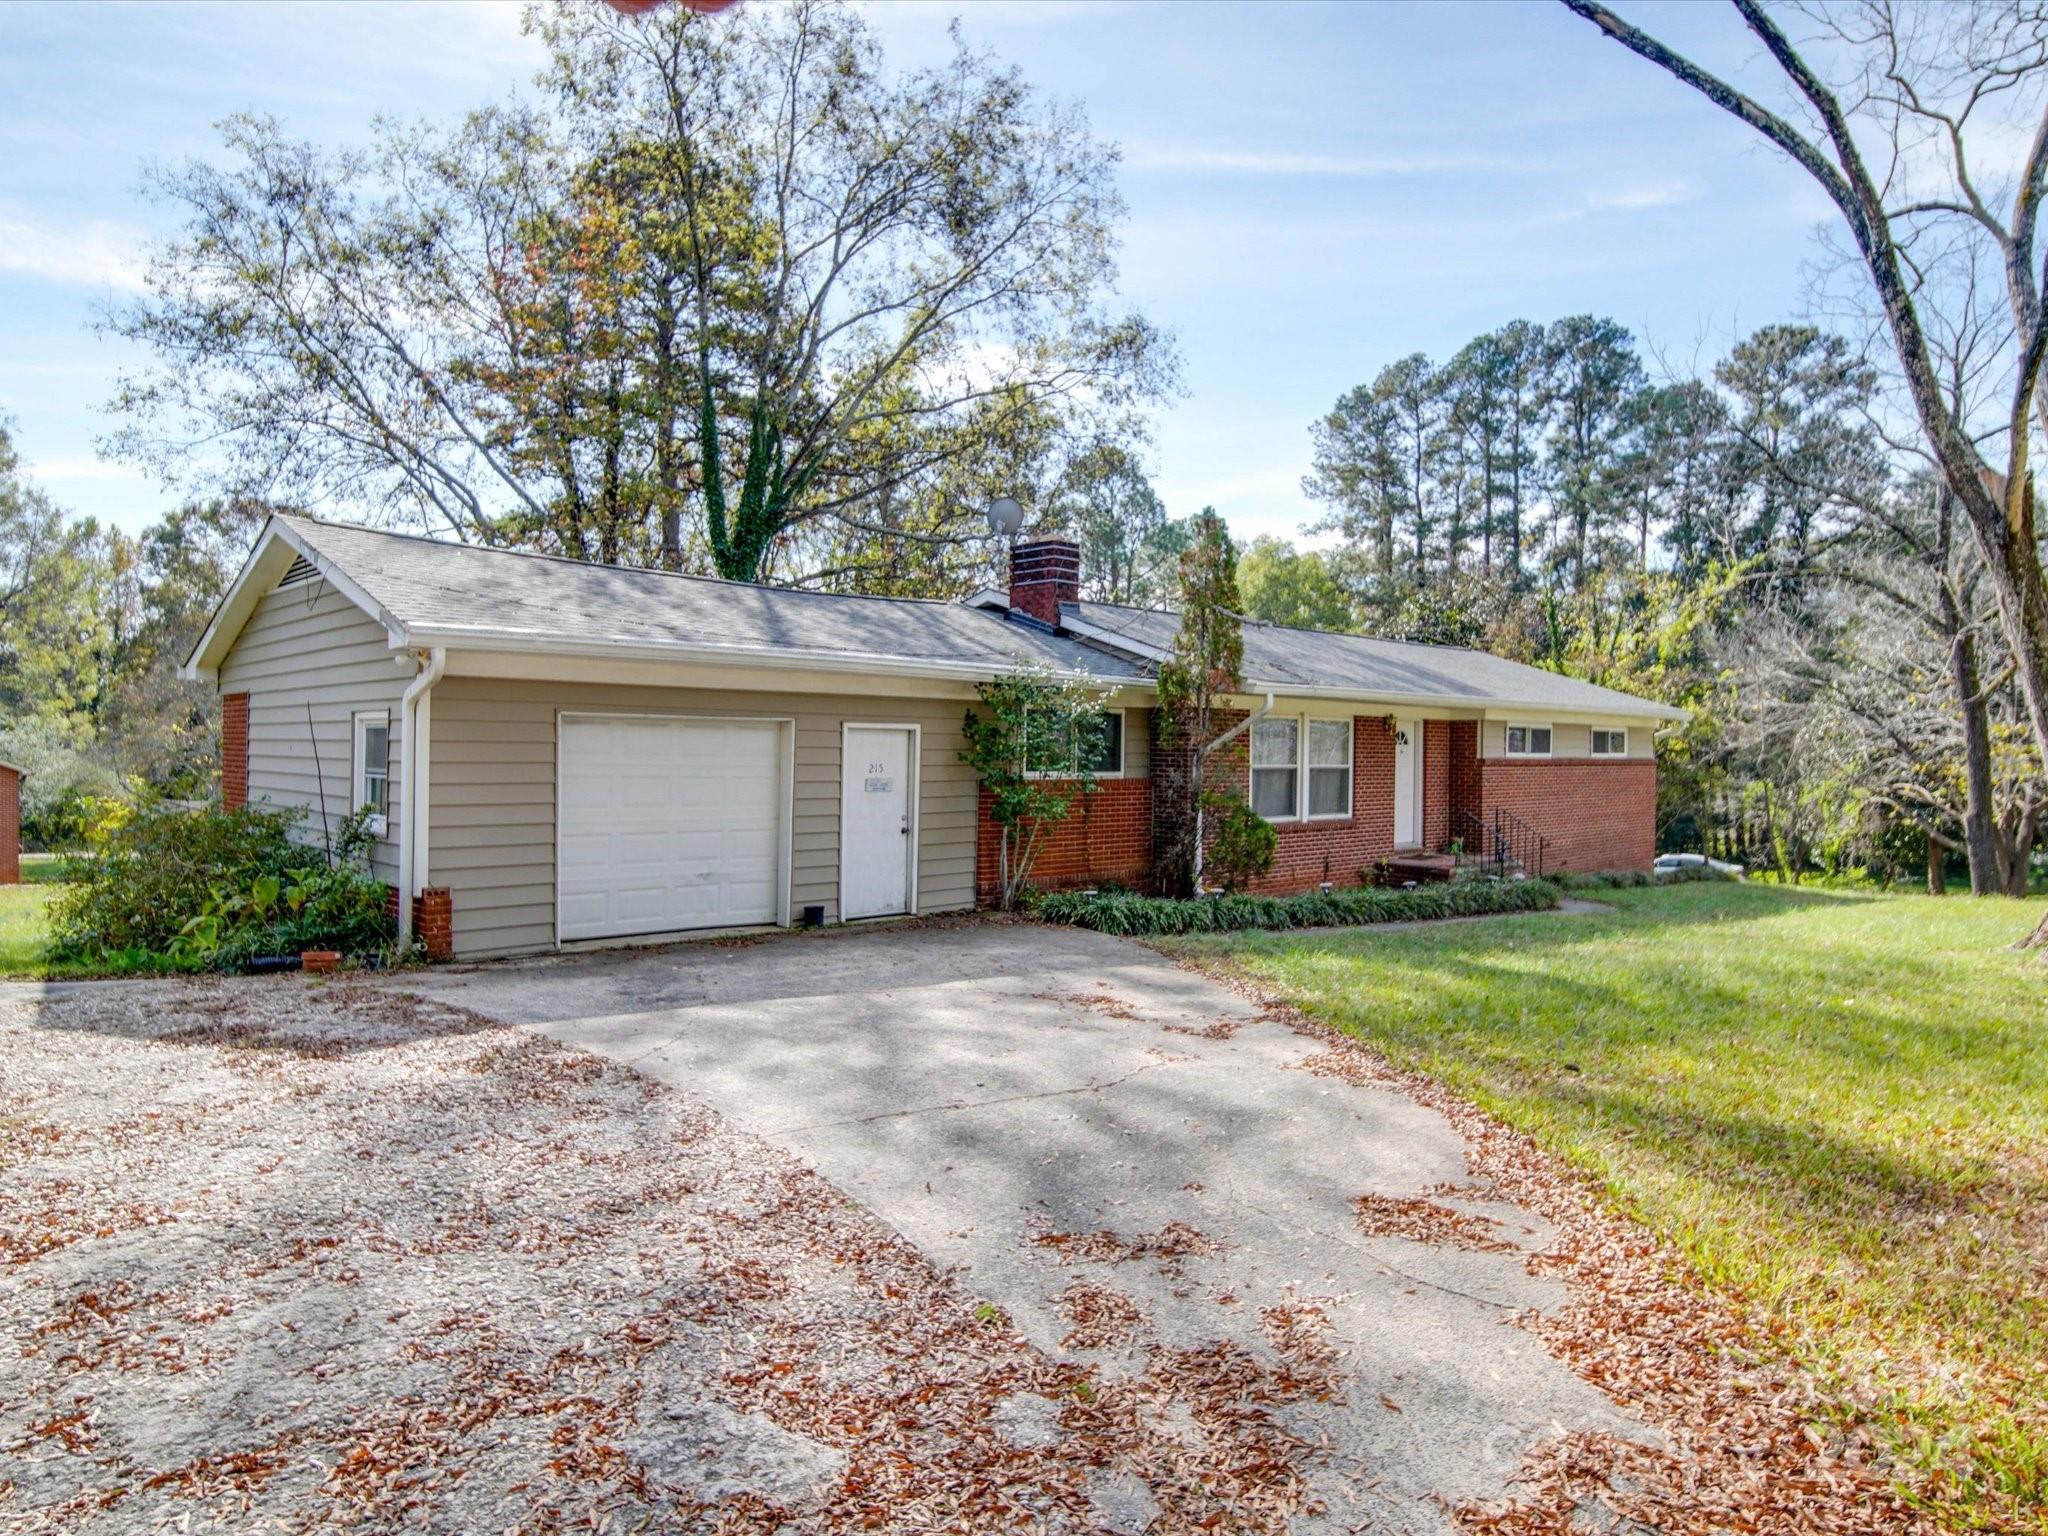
[1491,805,1549,878]
[1446,807,1490,870]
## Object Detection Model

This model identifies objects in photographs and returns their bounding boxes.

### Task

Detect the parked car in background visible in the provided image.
[1654,852,1744,878]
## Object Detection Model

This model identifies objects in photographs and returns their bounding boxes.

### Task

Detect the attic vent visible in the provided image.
[278,554,318,587]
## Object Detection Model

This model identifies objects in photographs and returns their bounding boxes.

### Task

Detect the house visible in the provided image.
[183,515,1680,959]
[0,760,22,886]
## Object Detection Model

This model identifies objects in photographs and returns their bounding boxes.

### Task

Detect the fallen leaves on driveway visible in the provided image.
[0,979,1333,1535]
[1233,980,1943,1535]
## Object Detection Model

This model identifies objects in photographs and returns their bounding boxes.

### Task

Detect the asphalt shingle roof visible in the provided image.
[274,515,1674,717]
[279,515,1145,680]
[1064,599,1682,718]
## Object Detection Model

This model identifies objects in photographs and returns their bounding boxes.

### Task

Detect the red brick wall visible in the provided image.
[220,692,250,811]
[1448,721,1482,828]
[1423,719,1451,852]
[1177,713,1401,896]
[1480,758,1657,873]
[0,765,20,886]
[978,777,1153,898]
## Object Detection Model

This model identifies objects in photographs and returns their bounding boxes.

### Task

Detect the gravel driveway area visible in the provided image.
[2,921,1913,1535]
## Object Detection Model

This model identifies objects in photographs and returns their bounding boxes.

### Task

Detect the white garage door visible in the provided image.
[557,715,783,942]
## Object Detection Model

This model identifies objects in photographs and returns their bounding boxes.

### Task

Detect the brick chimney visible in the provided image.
[1009,537,1081,627]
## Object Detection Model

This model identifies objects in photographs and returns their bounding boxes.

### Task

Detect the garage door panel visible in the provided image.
[558,717,784,942]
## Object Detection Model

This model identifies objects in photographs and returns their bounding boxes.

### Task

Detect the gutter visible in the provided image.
[1192,691,1277,893]
[395,646,447,945]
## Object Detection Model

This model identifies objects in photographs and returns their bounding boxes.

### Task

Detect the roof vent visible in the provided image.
[278,554,317,587]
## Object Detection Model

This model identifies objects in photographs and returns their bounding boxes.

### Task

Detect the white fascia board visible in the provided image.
[1235,679,1685,722]
[179,517,411,683]
[398,623,1135,690]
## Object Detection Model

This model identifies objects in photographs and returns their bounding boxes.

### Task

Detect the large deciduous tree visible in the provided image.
[1560,0,2048,939]
[107,0,1170,588]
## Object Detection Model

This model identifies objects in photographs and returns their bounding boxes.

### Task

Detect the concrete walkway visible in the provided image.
[392,920,1651,1533]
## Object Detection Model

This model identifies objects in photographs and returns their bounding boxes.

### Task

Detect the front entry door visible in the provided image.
[842,726,915,920]
[1393,717,1422,848]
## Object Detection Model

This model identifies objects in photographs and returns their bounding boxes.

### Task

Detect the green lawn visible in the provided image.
[1,855,174,979]
[1173,882,2048,1530]
[0,879,55,975]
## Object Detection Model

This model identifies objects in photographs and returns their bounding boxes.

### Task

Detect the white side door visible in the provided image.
[841,726,915,920]
[1393,717,1421,847]
[558,716,782,942]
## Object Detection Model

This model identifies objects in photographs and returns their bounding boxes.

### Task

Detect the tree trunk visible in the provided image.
[1942,588,2002,895]
[1925,834,1946,896]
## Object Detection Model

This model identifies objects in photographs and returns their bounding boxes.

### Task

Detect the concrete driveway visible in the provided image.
[395,919,1651,1533]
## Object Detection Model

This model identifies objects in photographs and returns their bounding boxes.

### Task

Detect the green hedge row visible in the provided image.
[1031,876,1565,937]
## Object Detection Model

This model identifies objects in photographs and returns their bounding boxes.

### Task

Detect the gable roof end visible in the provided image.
[180,516,410,683]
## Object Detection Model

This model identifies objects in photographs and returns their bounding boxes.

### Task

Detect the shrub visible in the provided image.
[1203,793,1276,892]
[1032,877,1564,937]
[51,802,395,970]
[51,802,305,956]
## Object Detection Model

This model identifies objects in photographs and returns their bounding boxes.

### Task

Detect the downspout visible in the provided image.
[1192,691,1277,893]
[396,647,447,945]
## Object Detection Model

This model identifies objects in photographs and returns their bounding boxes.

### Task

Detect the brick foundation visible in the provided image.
[415,886,454,960]
[0,764,20,886]
[220,692,250,811]
[385,883,456,960]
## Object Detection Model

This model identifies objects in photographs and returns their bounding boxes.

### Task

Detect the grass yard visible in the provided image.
[0,858,61,975]
[0,855,173,980]
[1173,881,2048,1532]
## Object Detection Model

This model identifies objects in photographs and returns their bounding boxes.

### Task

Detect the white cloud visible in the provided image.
[0,210,148,293]
[1125,144,1547,178]
[1580,178,1703,213]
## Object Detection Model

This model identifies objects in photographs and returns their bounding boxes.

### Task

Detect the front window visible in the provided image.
[354,710,390,834]
[1307,718,1353,818]
[1250,717,1299,819]
[1505,723,1553,757]
[1025,709,1124,778]
[1591,727,1628,757]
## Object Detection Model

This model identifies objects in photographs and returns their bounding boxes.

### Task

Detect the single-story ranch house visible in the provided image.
[183,514,1680,959]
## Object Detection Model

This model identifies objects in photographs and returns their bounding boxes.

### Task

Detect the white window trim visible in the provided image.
[1304,716,1354,823]
[1021,706,1127,780]
[1504,721,1554,759]
[1249,713,1356,824]
[1249,714,1301,821]
[1591,726,1629,757]
[352,709,391,837]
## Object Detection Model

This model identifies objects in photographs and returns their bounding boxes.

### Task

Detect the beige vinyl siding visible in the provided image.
[1121,708,1153,778]
[217,579,408,882]
[1481,719,1656,760]
[428,677,981,958]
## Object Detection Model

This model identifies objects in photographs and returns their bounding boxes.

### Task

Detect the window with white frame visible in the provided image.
[1249,717,1299,819]
[1591,727,1628,757]
[353,710,390,835]
[1023,708,1124,778]
[1306,718,1353,818]
[1504,723,1553,757]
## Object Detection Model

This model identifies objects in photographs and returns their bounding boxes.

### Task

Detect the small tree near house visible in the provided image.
[1153,508,1272,896]
[960,665,1115,909]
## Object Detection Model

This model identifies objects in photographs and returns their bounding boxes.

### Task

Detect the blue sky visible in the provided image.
[0,0,1832,545]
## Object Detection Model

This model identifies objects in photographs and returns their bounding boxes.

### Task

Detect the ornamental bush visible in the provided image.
[1031,877,1564,937]
[50,801,395,970]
